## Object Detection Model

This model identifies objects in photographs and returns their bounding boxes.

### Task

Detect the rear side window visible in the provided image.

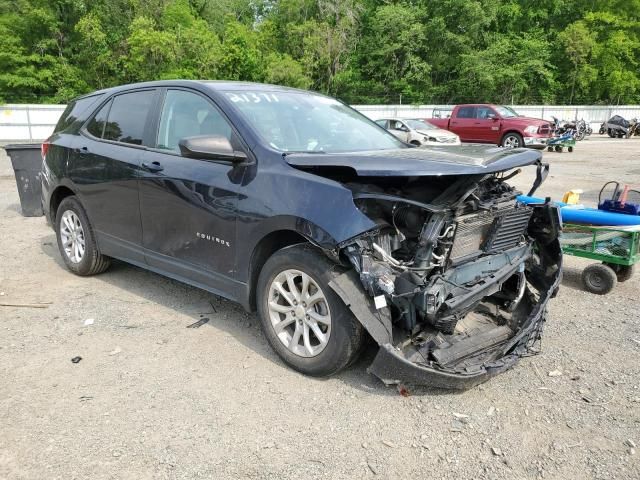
[54,94,104,133]
[101,90,155,145]
[86,100,111,138]
[457,107,476,119]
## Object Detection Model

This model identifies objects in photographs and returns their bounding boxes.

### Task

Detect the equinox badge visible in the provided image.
[196,232,230,247]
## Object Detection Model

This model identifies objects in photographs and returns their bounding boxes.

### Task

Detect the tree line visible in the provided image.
[1,0,639,105]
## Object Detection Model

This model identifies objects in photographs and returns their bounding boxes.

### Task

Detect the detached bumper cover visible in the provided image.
[367,267,562,390]
[524,136,548,146]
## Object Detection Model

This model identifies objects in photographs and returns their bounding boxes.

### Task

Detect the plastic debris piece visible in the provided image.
[397,384,410,397]
[71,356,82,364]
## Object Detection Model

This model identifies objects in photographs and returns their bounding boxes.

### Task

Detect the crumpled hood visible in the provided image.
[285,144,542,176]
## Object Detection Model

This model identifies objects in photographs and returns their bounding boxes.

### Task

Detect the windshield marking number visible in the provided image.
[226,92,279,103]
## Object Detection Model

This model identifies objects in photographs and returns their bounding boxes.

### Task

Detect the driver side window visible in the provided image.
[157,90,232,152]
[476,106,495,119]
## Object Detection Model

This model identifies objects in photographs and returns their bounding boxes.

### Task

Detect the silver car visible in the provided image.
[376,118,461,146]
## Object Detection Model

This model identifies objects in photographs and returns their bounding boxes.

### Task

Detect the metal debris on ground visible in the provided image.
[71,356,82,363]
[186,317,210,328]
[0,302,51,308]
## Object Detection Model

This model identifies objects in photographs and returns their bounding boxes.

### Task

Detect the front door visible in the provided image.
[138,88,244,296]
[388,120,410,142]
[470,105,502,143]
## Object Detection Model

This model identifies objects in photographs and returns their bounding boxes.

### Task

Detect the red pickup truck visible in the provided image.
[428,104,551,149]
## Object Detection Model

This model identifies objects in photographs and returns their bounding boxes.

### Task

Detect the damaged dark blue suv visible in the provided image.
[42,81,562,389]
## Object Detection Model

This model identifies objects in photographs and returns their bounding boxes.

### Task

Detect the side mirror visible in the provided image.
[178,135,247,163]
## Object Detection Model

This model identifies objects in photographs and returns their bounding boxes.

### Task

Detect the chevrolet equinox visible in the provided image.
[42,81,562,389]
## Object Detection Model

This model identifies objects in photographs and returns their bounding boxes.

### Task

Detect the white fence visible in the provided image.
[0,104,66,142]
[2,103,640,142]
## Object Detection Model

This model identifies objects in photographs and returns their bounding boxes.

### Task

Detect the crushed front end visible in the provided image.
[330,163,562,389]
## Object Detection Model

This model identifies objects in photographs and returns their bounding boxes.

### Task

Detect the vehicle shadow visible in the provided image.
[5,202,22,214]
[39,232,455,397]
[560,264,588,292]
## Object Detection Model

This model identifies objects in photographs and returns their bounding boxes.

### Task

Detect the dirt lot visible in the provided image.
[1,138,639,480]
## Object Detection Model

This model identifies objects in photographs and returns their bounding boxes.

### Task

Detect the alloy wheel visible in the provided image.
[267,269,332,357]
[60,210,86,263]
[503,135,521,148]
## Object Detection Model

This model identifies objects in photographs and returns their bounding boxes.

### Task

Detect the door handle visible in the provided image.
[74,146,89,154]
[142,161,164,173]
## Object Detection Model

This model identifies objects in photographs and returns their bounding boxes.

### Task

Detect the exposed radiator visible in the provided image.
[485,205,533,252]
[449,203,532,262]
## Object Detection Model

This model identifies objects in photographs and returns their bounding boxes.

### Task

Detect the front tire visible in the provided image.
[501,132,523,148]
[256,244,365,377]
[55,196,110,276]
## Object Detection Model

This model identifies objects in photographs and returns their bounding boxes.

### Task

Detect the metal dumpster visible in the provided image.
[3,143,44,217]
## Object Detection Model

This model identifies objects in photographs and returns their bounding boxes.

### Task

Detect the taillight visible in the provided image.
[41,138,51,159]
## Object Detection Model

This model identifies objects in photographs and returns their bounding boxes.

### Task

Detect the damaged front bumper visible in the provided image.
[369,262,560,389]
[331,259,561,389]
[329,193,563,389]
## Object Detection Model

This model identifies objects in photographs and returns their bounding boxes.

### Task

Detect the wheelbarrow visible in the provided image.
[546,134,575,153]
[560,224,639,294]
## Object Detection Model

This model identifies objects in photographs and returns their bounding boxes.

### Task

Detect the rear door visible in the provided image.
[448,106,476,140]
[73,89,158,261]
[138,88,244,295]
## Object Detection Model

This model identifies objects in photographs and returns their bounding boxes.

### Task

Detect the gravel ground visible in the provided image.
[1,137,639,480]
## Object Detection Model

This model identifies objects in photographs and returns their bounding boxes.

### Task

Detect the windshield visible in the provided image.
[223,90,405,153]
[405,119,437,130]
[495,106,519,118]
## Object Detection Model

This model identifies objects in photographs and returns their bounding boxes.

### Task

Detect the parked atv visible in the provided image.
[625,118,639,138]
[603,115,630,138]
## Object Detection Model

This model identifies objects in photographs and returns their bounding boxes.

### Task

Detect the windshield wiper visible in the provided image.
[282,150,327,155]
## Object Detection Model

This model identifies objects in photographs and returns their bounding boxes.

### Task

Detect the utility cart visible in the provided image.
[560,224,639,294]
[546,134,575,153]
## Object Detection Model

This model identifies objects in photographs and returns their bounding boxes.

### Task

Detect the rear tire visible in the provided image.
[604,263,635,283]
[55,196,110,276]
[256,244,365,377]
[582,263,617,295]
[410,140,421,146]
